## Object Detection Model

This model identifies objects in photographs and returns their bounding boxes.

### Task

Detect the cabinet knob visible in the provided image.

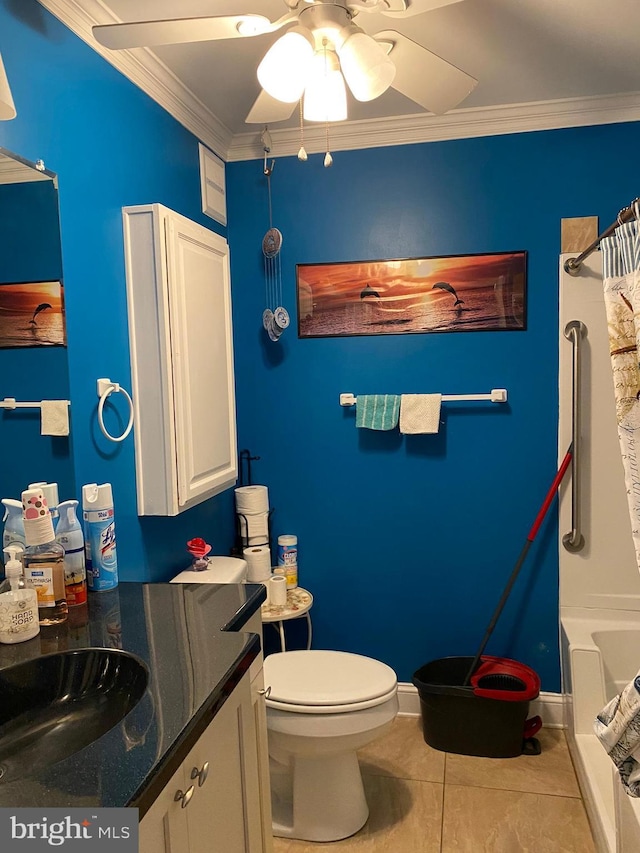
[174,786,195,808]
[258,685,271,698]
[191,761,210,788]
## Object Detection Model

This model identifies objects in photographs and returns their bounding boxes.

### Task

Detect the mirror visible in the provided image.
[0,147,75,511]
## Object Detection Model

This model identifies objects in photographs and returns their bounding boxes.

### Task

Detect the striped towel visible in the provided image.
[594,669,640,796]
[355,395,400,430]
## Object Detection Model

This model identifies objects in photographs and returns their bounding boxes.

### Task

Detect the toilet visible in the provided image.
[170,556,248,584]
[264,649,399,842]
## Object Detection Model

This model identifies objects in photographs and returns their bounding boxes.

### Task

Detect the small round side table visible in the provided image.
[261,587,313,652]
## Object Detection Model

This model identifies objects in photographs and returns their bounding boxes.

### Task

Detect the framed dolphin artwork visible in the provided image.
[0,280,66,347]
[296,251,527,338]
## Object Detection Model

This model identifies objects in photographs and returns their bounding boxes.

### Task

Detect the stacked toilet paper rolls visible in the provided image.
[243,545,272,582]
[235,485,269,547]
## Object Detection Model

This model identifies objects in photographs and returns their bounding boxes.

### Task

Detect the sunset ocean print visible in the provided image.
[0,281,66,347]
[297,252,526,338]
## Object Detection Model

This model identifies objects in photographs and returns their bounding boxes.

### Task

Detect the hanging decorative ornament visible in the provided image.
[261,148,289,342]
[297,99,308,162]
[324,120,333,168]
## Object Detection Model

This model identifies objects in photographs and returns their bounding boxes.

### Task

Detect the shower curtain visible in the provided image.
[602,216,640,571]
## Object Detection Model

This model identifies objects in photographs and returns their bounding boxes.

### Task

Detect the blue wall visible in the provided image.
[2,0,639,689]
[0,0,234,578]
[227,124,640,689]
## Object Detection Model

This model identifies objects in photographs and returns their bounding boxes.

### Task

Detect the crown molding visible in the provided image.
[37,0,233,159]
[227,90,640,161]
[34,3,640,165]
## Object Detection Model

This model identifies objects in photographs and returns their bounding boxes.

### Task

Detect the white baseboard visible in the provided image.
[398,682,564,729]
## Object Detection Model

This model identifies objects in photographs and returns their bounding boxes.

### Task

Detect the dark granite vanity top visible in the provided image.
[0,581,266,816]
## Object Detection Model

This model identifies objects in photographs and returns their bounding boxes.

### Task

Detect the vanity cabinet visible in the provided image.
[139,665,273,853]
[123,204,237,516]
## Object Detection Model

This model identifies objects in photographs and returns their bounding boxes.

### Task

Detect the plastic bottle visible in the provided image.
[55,500,88,607]
[2,499,26,551]
[83,483,118,591]
[277,534,298,590]
[28,482,59,530]
[21,486,68,626]
[0,545,40,643]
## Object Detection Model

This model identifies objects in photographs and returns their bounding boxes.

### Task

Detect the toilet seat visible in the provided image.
[265,650,397,714]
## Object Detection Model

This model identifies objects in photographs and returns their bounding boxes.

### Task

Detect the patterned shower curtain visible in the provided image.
[602,217,640,570]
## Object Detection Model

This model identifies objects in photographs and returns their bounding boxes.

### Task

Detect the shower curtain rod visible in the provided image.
[564,197,640,276]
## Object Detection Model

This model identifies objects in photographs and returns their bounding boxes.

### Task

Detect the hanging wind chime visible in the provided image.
[261,130,290,342]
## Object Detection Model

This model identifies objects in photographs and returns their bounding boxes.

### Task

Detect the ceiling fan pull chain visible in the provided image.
[267,170,274,230]
[298,99,308,162]
[324,121,333,168]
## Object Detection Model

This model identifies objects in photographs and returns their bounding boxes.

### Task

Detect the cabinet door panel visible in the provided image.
[139,761,190,853]
[165,216,236,507]
[185,680,249,853]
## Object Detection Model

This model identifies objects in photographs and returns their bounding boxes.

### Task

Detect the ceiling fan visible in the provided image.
[93,0,478,125]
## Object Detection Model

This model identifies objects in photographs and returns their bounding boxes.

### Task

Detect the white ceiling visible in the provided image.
[40,0,640,160]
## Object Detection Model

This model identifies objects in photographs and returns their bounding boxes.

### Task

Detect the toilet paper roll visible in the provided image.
[238,510,269,541]
[243,545,272,582]
[235,485,269,515]
[268,574,287,607]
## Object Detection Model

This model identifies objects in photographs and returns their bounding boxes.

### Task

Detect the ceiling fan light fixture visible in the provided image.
[257,26,315,104]
[303,49,347,123]
[338,27,396,102]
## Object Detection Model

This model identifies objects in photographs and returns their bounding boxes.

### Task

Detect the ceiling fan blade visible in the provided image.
[380,0,463,17]
[375,30,477,114]
[245,91,297,125]
[93,15,276,50]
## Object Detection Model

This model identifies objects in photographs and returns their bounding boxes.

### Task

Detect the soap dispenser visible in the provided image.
[0,545,40,643]
[56,500,87,607]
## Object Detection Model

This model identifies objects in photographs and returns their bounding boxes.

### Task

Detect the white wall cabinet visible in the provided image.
[123,204,237,516]
[139,666,273,853]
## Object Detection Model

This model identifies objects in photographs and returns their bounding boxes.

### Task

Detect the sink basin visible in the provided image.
[0,648,148,784]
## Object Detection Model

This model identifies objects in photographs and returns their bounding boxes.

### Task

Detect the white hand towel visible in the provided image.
[400,394,442,434]
[41,400,70,436]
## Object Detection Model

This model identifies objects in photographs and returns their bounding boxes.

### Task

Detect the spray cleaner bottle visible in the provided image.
[56,500,87,607]
[83,483,118,591]
[0,545,40,643]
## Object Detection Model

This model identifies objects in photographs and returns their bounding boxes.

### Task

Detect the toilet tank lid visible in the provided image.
[264,650,397,706]
[170,556,247,584]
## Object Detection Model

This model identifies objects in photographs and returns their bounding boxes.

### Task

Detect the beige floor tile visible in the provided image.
[441,784,596,853]
[358,715,445,783]
[272,774,443,853]
[445,727,581,798]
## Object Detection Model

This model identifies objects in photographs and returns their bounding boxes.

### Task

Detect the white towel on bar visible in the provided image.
[41,400,69,436]
[594,669,640,796]
[399,394,442,434]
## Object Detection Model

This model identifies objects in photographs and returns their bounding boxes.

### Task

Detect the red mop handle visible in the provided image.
[527,448,573,542]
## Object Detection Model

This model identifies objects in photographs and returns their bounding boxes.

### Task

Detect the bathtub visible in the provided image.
[561,607,640,853]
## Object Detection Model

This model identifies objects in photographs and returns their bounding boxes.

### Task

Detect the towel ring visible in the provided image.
[97,378,134,443]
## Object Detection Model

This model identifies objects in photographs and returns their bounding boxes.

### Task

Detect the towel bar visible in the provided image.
[339,389,507,407]
[0,397,70,410]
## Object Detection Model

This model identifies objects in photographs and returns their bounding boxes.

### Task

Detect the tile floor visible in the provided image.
[272,717,596,853]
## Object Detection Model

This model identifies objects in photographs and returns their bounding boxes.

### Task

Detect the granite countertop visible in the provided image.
[0,581,266,816]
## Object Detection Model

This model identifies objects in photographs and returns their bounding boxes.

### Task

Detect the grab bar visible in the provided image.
[563,320,586,552]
